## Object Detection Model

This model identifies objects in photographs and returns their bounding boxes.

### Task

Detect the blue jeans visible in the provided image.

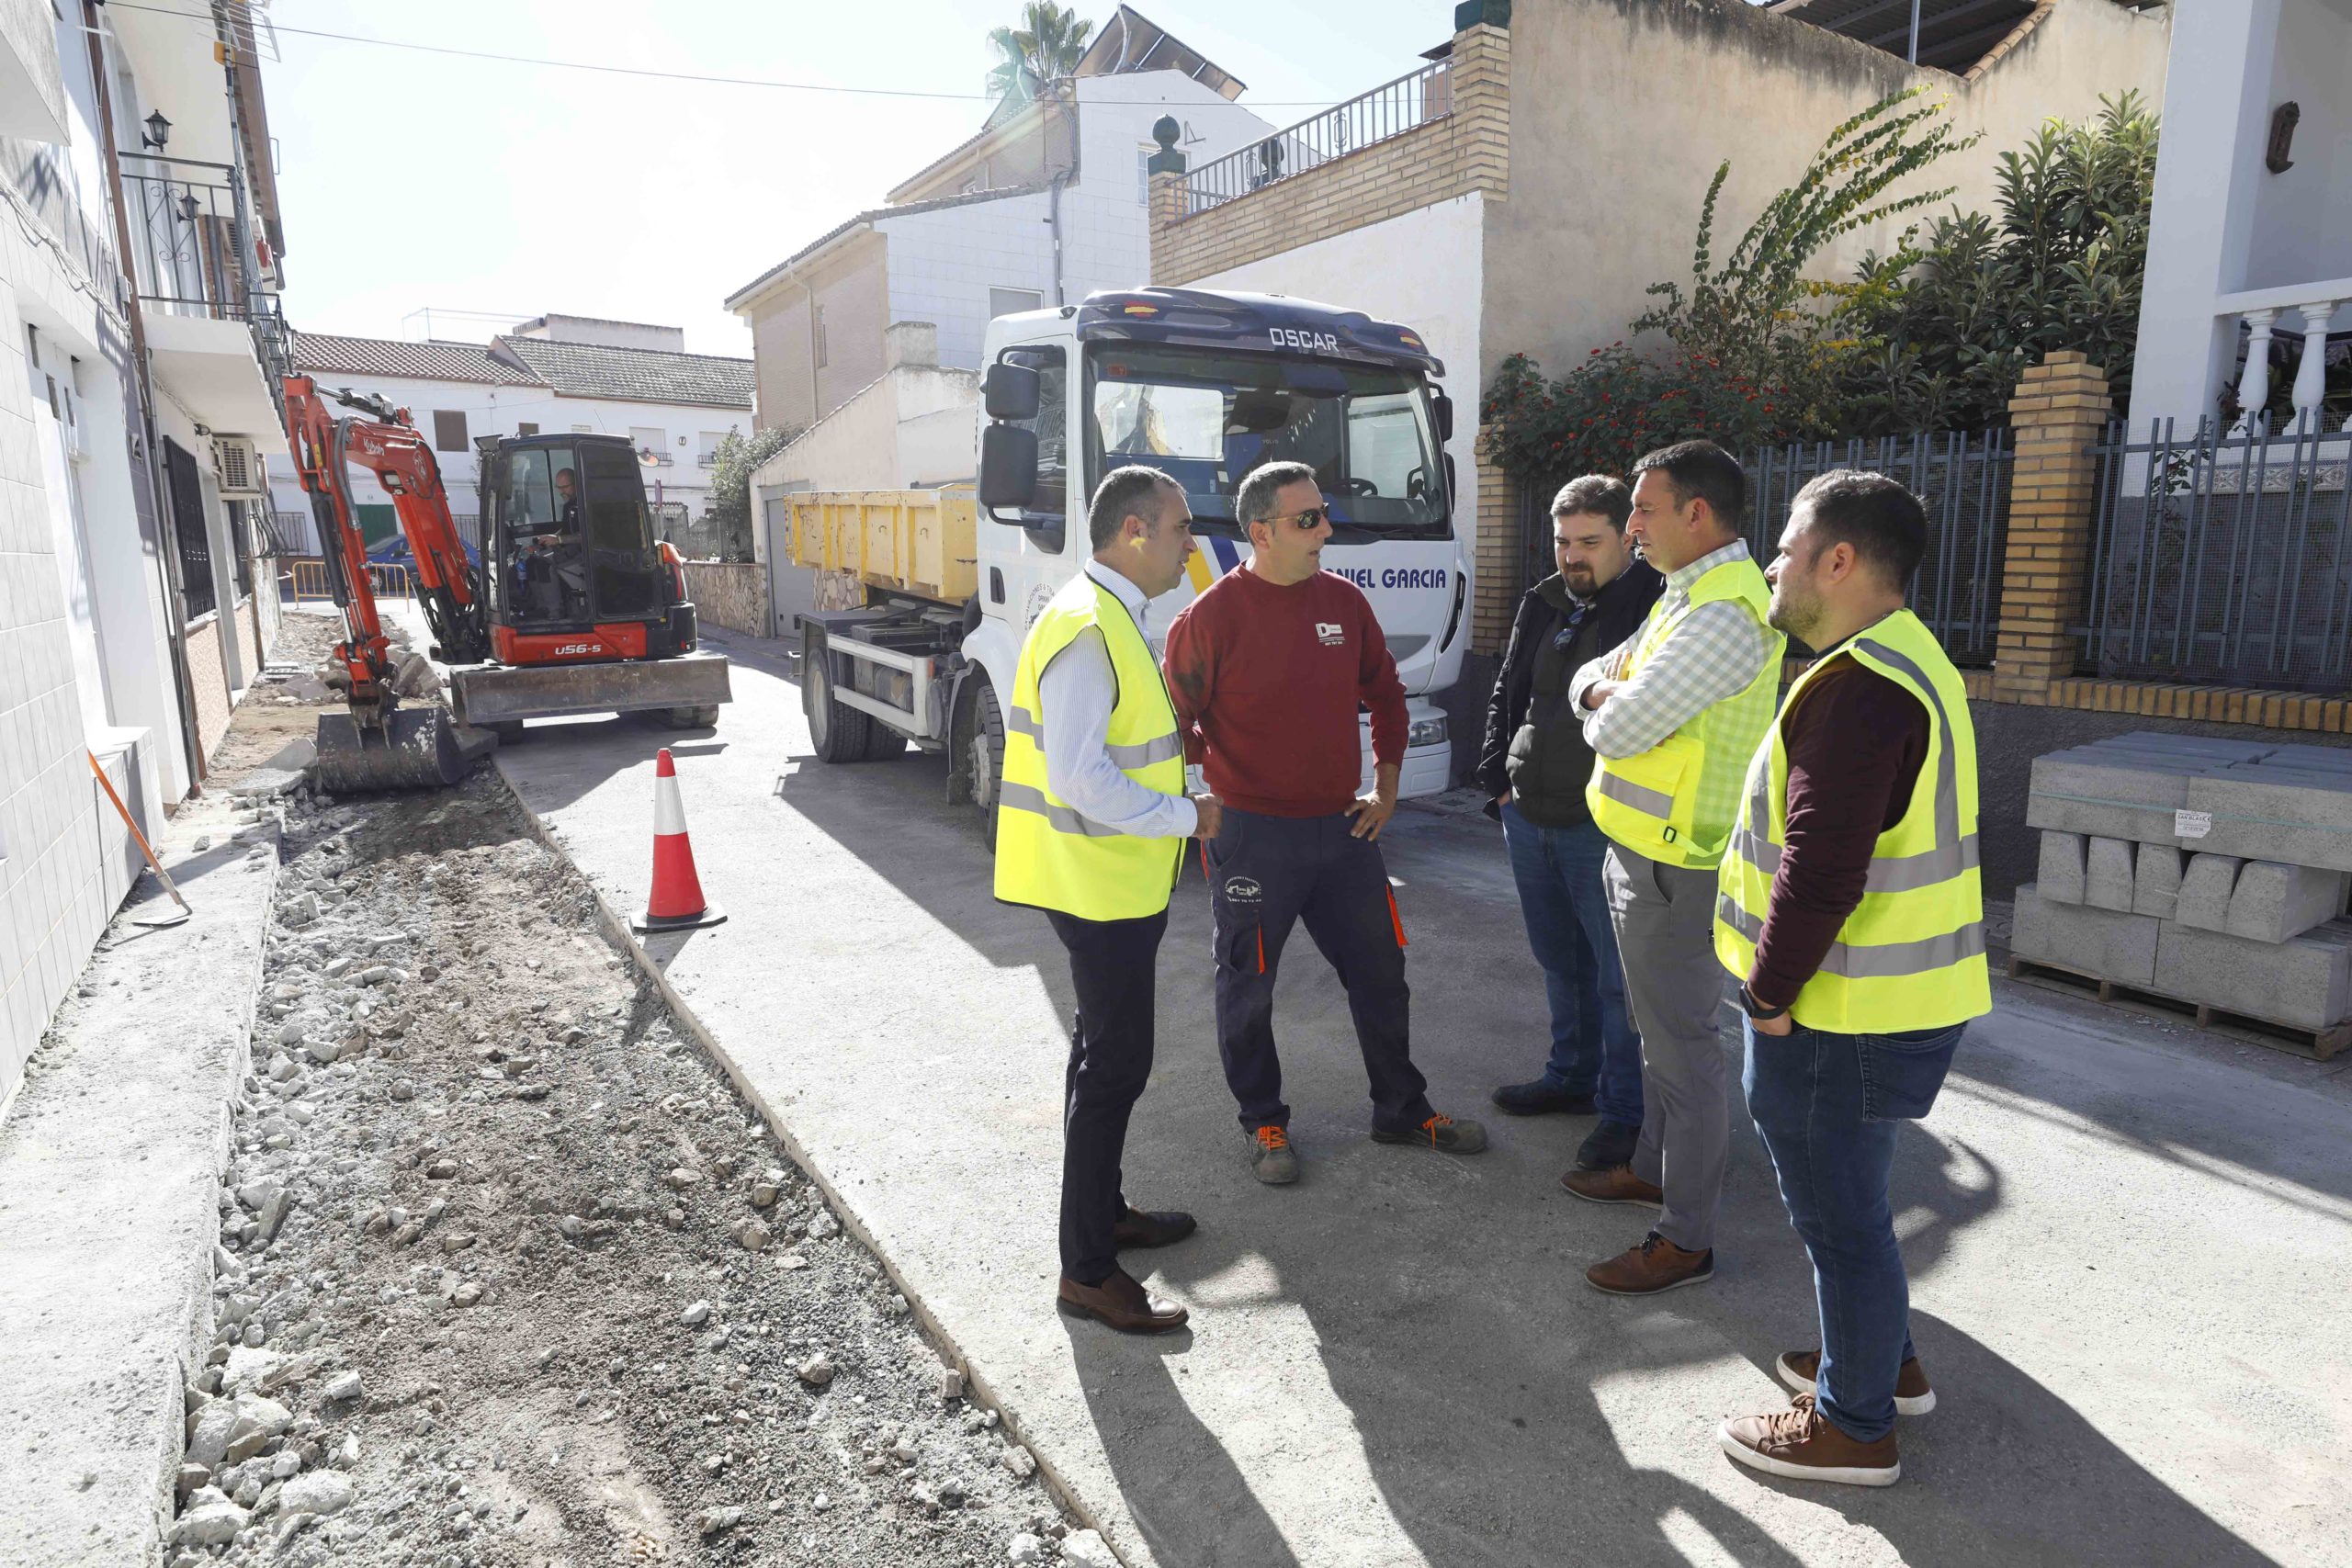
[1499,803,1643,1129]
[1742,1015,1966,1442]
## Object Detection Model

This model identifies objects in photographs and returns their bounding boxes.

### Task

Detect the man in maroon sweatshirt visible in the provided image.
[1163,460,1487,1185]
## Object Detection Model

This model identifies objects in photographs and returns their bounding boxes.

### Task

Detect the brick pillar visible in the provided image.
[1449,19,1510,199]
[1471,423,1521,656]
[1994,351,2112,704]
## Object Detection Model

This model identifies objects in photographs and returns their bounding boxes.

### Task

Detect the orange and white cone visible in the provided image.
[633,748,727,931]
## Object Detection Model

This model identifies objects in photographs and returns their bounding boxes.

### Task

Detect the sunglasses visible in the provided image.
[1262,505,1330,532]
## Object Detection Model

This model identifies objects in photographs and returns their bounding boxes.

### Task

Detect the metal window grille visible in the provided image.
[1182,62,1450,214]
[165,440,216,620]
[2074,416,2352,690]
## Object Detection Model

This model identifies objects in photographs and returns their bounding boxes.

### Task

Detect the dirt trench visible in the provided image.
[165,614,1085,1567]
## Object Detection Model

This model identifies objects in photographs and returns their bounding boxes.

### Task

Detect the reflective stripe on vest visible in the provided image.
[1713,609,1992,1032]
[992,573,1186,921]
[1002,705,1185,769]
[1585,552,1783,869]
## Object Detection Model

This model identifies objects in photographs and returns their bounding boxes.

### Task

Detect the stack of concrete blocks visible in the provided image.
[2015,732,2352,1032]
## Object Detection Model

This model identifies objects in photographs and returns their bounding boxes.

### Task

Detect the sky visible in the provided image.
[246,0,1464,358]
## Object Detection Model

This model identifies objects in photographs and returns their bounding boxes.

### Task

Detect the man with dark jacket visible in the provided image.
[1476,476,1662,1173]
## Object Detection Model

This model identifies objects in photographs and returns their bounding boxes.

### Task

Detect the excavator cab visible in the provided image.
[480,434,696,660]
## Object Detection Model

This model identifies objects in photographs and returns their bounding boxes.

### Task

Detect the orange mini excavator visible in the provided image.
[283,374,729,791]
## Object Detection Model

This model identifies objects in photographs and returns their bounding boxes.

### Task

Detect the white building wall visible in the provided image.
[1188,194,1487,558]
[879,73,1274,371]
[2126,0,2352,429]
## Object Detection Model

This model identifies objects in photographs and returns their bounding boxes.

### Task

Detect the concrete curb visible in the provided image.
[492,761,1133,1565]
[0,809,278,1567]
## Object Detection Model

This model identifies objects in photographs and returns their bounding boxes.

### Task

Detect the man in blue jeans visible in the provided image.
[1713,471,1992,1486]
[1476,477,1661,1171]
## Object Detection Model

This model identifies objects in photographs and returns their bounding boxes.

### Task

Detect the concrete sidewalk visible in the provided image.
[0,797,278,1566]
[494,626,2352,1568]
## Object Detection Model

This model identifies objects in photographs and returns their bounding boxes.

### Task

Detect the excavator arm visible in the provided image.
[282,373,483,789]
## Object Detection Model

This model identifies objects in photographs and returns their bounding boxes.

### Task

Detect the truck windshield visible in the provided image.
[1086,345,1448,539]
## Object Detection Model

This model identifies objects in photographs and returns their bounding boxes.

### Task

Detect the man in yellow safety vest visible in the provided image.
[996,466,1224,1335]
[1564,442,1784,1296]
[1713,470,1989,1488]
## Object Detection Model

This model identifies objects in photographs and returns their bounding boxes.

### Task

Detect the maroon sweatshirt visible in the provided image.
[1747,653,1931,1012]
[1163,567,1408,818]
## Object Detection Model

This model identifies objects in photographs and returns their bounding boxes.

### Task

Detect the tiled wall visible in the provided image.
[0,265,113,1103]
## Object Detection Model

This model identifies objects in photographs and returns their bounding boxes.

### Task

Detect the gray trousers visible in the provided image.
[1603,844,1730,1253]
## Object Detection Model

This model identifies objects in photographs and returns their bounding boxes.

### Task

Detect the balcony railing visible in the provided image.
[2222,282,2351,434]
[1182,62,1450,215]
[119,152,259,321]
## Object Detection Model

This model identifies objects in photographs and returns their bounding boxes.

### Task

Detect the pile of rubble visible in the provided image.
[162,761,1095,1566]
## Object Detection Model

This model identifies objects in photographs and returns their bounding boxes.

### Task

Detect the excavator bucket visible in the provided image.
[313,707,471,794]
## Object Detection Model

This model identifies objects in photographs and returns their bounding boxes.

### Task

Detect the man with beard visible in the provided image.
[1713,469,1989,1485]
[1477,476,1661,1174]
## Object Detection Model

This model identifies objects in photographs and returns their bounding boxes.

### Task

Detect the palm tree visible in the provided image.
[986,3,1092,107]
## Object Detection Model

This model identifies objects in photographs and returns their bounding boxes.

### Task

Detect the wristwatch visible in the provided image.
[1738,984,1790,1022]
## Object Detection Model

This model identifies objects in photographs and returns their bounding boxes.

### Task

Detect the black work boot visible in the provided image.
[1574,1119,1639,1172]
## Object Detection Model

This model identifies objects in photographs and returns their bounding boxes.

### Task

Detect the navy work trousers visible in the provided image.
[1205,807,1434,1135]
[1046,907,1168,1286]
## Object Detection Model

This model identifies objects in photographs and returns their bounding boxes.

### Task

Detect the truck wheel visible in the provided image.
[965,677,1005,851]
[804,629,873,762]
[862,722,906,761]
[661,705,720,728]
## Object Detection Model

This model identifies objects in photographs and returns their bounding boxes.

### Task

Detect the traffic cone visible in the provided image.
[634,748,727,931]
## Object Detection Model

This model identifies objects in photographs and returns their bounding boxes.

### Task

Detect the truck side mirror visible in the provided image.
[978,424,1040,512]
[984,361,1042,423]
[1431,391,1455,445]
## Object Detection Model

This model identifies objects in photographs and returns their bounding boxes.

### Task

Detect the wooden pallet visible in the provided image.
[2007,955,2350,1062]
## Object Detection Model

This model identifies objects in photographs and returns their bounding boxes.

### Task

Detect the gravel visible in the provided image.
[162,615,1087,1567]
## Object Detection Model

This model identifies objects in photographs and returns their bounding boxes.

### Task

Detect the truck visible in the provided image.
[794,288,1467,842]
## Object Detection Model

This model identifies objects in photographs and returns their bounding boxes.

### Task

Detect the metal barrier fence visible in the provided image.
[288,558,413,604]
[2075,417,2352,690]
[1182,62,1450,214]
[1743,431,2012,666]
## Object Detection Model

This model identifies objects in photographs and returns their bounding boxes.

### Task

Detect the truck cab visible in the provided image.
[797,288,1470,843]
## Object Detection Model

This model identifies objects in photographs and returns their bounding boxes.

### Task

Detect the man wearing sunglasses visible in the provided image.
[1476,476,1661,1172]
[1164,460,1487,1186]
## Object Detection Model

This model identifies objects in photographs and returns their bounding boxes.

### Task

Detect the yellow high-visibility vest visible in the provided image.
[993,572,1186,921]
[1713,607,1992,1032]
[1586,552,1782,869]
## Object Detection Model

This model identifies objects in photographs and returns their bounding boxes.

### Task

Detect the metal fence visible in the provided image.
[2075,417,2352,690]
[1182,62,1450,214]
[119,153,253,320]
[1742,432,2013,666]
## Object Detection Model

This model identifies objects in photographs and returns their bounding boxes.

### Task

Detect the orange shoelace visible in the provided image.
[1419,1113,1452,1148]
[1253,1125,1290,1152]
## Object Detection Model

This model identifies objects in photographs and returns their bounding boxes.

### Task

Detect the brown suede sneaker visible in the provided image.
[1720,1393,1900,1486]
[1776,1349,1937,1416]
[1584,1230,1713,1295]
[1560,1166,1664,1206]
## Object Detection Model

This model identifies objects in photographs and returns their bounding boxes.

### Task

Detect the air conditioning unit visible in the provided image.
[212,436,267,500]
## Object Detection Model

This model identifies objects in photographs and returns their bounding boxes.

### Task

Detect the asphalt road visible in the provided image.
[489,622,2352,1568]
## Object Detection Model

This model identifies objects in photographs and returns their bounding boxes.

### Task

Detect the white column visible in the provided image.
[2290,300,2340,433]
[2232,307,2279,435]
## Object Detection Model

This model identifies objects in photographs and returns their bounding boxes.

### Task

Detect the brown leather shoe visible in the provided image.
[1720,1393,1900,1486]
[1057,1268,1188,1335]
[1111,1206,1197,1250]
[1560,1165,1664,1206]
[1776,1349,1936,1416]
[1585,1230,1713,1295]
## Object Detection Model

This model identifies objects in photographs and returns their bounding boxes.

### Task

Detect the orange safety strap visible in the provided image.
[1256,927,1267,975]
[1386,886,1408,948]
